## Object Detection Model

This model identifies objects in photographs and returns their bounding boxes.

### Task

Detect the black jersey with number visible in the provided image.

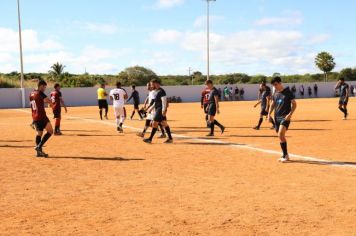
[273,87,295,119]
[154,88,167,110]
[208,87,219,105]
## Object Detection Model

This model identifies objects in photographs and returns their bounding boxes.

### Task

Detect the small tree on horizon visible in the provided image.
[49,62,66,80]
[315,52,336,82]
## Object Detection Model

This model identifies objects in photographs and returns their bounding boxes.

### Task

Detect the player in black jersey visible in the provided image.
[268,77,297,163]
[254,82,275,130]
[335,78,350,120]
[205,80,225,136]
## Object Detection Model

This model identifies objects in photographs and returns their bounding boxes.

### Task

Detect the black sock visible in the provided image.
[214,120,223,129]
[339,107,345,114]
[143,126,148,134]
[257,118,263,128]
[36,135,41,146]
[138,110,143,119]
[344,108,348,116]
[280,142,288,156]
[210,121,215,134]
[38,133,52,148]
[165,126,173,139]
[119,123,123,128]
[269,117,275,127]
[105,108,108,116]
[99,110,103,119]
[55,126,59,133]
[131,111,135,118]
[205,114,208,122]
[148,128,158,140]
[159,124,165,135]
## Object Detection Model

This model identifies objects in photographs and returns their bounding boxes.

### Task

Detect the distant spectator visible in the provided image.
[234,87,239,100]
[291,85,297,97]
[353,85,356,97]
[239,88,245,100]
[314,84,318,97]
[223,86,230,101]
[299,85,305,98]
[218,88,222,100]
[308,86,312,97]
[350,85,355,97]
[229,87,234,101]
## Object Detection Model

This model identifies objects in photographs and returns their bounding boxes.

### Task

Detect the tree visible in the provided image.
[117,66,158,86]
[49,62,66,79]
[315,52,336,82]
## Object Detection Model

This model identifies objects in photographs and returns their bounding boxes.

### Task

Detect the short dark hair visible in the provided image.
[339,77,345,82]
[261,81,266,86]
[116,82,122,88]
[205,79,213,85]
[271,76,282,84]
[150,79,161,85]
[131,85,136,89]
[54,83,60,89]
[38,80,47,87]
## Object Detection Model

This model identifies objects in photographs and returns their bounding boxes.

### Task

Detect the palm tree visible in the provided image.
[49,62,65,78]
[315,52,336,82]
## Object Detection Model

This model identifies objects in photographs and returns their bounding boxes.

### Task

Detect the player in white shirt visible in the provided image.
[137,83,157,137]
[109,82,128,133]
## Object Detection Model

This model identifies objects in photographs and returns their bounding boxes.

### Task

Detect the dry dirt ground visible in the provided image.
[0,98,355,235]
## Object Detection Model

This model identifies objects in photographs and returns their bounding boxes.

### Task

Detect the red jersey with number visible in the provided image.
[29,90,48,121]
[50,90,62,111]
[201,88,211,105]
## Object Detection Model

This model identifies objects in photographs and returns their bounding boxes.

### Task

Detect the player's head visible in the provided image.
[271,76,283,91]
[205,79,213,89]
[131,85,136,90]
[150,79,161,89]
[38,80,47,92]
[339,77,345,84]
[100,83,105,88]
[146,82,152,91]
[260,81,267,90]
[116,82,122,88]
[54,83,61,91]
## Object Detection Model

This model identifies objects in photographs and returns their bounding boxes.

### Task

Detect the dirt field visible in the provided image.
[0,98,355,235]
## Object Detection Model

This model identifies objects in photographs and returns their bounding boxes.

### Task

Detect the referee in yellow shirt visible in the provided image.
[97,83,109,120]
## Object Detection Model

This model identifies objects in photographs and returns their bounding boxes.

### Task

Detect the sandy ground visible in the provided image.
[0,98,355,235]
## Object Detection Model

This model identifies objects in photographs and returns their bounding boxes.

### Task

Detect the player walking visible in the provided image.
[205,80,225,136]
[201,85,211,127]
[127,85,143,120]
[253,82,275,130]
[268,77,297,163]
[143,80,173,144]
[50,83,67,135]
[30,80,54,158]
[335,78,349,120]
[109,82,128,133]
[97,83,109,120]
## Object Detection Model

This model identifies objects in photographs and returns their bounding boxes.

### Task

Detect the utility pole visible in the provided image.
[17,0,26,108]
[188,67,193,85]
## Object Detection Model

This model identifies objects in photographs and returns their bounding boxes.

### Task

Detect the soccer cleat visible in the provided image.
[221,126,225,134]
[35,147,48,158]
[117,126,123,133]
[143,138,152,144]
[164,139,173,144]
[30,123,35,130]
[206,133,214,137]
[253,126,260,130]
[54,131,63,136]
[278,155,290,163]
[158,133,167,139]
[343,113,349,120]
[137,132,145,138]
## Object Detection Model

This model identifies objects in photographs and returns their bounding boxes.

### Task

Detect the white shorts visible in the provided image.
[114,107,126,117]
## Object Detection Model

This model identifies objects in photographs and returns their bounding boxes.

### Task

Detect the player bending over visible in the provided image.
[253,82,275,130]
[268,77,297,163]
[97,83,109,120]
[30,80,54,158]
[335,77,349,120]
[109,82,128,133]
[205,80,225,136]
[143,79,173,144]
[50,83,67,135]
[201,85,211,127]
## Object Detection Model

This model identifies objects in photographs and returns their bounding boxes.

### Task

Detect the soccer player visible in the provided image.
[253,82,275,130]
[97,83,108,120]
[127,85,143,120]
[205,80,225,136]
[109,82,128,133]
[201,85,211,127]
[268,77,297,163]
[29,80,54,158]
[50,83,67,135]
[143,79,173,144]
[335,78,350,120]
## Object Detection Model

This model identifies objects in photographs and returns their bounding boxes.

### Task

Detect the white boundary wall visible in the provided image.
[0,82,353,109]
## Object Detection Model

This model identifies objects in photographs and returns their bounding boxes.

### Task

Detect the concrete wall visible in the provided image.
[0,82,353,109]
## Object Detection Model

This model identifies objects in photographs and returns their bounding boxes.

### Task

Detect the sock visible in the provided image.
[143,126,148,134]
[205,114,208,122]
[214,120,223,129]
[257,118,263,128]
[344,108,348,117]
[119,123,123,128]
[165,126,173,139]
[269,117,276,127]
[138,110,143,119]
[210,121,215,134]
[159,124,165,135]
[131,111,135,118]
[99,110,103,119]
[148,128,158,140]
[280,142,288,156]
[105,108,108,117]
[36,135,41,146]
[38,133,52,148]
[339,107,346,114]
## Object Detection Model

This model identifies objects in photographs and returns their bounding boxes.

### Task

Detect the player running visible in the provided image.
[253,82,275,130]
[97,83,109,120]
[109,82,128,133]
[127,85,143,120]
[201,85,211,127]
[335,78,349,120]
[205,80,225,137]
[268,77,297,163]
[50,83,67,135]
[143,79,173,144]
[29,80,54,158]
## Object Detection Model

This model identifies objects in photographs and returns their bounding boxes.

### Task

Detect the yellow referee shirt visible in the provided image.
[97,88,107,100]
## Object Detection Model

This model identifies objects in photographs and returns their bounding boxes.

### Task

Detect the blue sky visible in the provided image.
[0,0,355,75]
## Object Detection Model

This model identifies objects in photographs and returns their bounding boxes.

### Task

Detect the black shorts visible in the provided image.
[33,118,49,132]
[275,117,290,133]
[207,104,216,116]
[203,104,209,114]
[53,108,61,119]
[260,107,268,116]
[134,103,139,110]
[339,98,348,105]
[153,110,167,122]
[98,100,108,109]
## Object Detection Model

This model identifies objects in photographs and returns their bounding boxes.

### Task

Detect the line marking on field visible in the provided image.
[15,109,356,169]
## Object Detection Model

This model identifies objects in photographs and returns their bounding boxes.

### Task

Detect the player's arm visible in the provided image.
[200,93,204,108]
[60,97,68,113]
[127,93,133,102]
[266,96,271,111]
[124,92,128,100]
[214,95,220,114]
[143,96,149,109]
[335,81,341,90]
[285,100,297,121]
[162,96,168,116]
[267,99,275,121]
[44,97,54,109]
[254,100,261,108]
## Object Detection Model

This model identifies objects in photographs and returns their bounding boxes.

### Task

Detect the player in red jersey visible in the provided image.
[50,83,67,135]
[201,86,211,127]
[29,80,54,157]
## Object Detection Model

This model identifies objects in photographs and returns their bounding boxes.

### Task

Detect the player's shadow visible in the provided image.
[0,140,32,142]
[64,134,118,137]
[0,145,34,148]
[49,156,145,161]
[289,128,331,131]
[179,142,245,146]
[61,130,102,132]
[228,135,280,138]
[287,160,356,167]
[293,119,332,122]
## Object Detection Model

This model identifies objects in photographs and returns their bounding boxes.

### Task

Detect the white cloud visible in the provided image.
[150,29,182,43]
[155,0,184,9]
[307,34,330,44]
[255,11,303,26]
[83,22,118,34]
